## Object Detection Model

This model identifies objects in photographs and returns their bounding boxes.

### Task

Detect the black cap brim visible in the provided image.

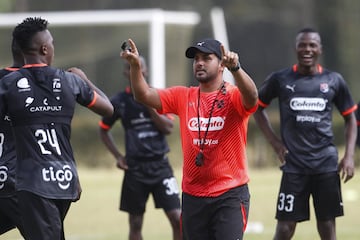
[185,46,214,58]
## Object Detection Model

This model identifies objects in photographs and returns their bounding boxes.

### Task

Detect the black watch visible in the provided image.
[229,62,241,72]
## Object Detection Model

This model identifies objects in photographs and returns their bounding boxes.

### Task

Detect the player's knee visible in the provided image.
[166,209,181,228]
[129,215,143,232]
[274,221,296,239]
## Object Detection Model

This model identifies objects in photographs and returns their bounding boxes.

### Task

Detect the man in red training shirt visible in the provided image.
[121,38,258,240]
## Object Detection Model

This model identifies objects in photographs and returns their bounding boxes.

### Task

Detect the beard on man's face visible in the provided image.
[196,76,212,83]
[195,70,213,83]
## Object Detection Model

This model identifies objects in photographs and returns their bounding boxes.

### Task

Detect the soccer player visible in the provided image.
[121,38,258,240]
[0,17,113,239]
[254,28,357,240]
[0,39,25,237]
[99,57,181,240]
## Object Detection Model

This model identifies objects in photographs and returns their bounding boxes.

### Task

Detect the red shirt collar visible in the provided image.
[292,64,323,74]
[23,63,48,68]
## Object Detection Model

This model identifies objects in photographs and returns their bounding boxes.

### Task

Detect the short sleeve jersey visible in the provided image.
[157,82,257,197]
[0,68,18,197]
[0,64,95,200]
[258,64,357,174]
[99,88,170,162]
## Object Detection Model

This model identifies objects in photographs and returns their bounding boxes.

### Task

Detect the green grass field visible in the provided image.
[2,167,360,240]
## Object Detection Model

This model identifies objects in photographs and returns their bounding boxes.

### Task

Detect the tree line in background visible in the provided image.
[4,0,360,98]
[1,0,360,167]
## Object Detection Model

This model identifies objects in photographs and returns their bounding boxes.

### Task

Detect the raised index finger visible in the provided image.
[128,38,138,55]
[220,44,226,60]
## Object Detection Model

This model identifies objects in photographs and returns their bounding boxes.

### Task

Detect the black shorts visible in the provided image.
[0,196,22,235]
[0,214,15,235]
[0,196,25,236]
[120,164,181,215]
[17,191,72,240]
[182,184,250,240]
[276,172,343,222]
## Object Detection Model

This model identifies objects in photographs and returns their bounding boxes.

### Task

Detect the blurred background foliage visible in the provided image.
[1,0,359,168]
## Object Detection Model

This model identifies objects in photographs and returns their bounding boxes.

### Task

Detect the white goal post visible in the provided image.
[0,9,201,88]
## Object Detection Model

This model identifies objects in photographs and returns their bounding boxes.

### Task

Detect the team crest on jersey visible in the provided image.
[52,78,62,93]
[320,83,329,93]
[17,77,31,92]
[217,100,224,108]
